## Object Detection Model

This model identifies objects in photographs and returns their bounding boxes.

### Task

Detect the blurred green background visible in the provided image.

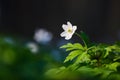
[0,36,67,80]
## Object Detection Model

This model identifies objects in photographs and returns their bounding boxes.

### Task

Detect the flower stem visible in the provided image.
[75,33,87,48]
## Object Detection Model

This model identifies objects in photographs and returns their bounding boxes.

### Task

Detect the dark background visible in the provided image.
[0,0,120,43]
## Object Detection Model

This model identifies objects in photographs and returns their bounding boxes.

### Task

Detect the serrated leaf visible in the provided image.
[66,43,84,51]
[75,52,90,64]
[104,47,112,58]
[104,45,117,58]
[64,50,83,63]
[67,64,79,71]
[60,43,84,51]
[105,62,120,71]
[73,43,83,49]
[93,68,113,79]
[60,43,73,49]
[114,56,120,61]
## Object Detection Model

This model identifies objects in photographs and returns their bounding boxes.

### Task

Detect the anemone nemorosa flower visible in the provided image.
[26,42,38,54]
[60,21,77,40]
[34,29,52,44]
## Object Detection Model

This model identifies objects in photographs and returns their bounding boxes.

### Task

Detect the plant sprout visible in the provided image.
[45,21,120,80]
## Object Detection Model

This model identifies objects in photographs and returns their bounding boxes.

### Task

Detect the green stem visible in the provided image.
[75,33,87,48]
[87,46,95,51]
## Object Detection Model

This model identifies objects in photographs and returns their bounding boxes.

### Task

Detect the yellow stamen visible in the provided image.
[68,29,73,33]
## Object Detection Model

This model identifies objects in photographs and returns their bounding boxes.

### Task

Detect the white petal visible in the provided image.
[67,21,72,29]
[73,26,77,31]
[62,24,68,30]
[65,34,72,40]
[60,31,67,37]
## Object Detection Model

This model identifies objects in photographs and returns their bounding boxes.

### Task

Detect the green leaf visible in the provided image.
[108,73,120,80]
[64,50,82,63]
[105,62,120,71]
[114,56,120,61]
[93,68,113,79]
[77,66,95,75]
[60,43,73,49]
[104,47,112,58]
[45,66,66,79]
[73,43,84,49]
[90,59,97,65]
[104,45,117,58]
[67,64,79,71]
[77,67,113,79]
[60,43,84,51]
[75,52,91,64]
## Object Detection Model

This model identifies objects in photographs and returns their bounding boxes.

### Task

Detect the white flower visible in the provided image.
[34,29,53,44]
[60,21,77,40]
[26,42,38,54]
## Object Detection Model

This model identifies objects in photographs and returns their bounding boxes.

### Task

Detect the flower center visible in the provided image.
[67,29,73,33]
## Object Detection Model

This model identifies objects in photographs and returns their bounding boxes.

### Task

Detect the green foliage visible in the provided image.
[105,62,120,71]
[46,32,120,80]
[61,43,91,64]
[63,50,81,63]
[60,43,84,51]
[75,51,90,64]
